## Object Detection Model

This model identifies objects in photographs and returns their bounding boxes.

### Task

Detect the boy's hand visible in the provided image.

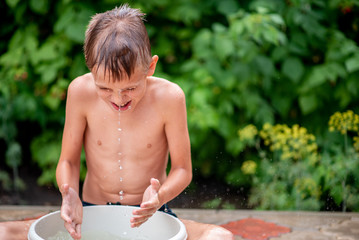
[60,184,83,239]
[131,178,161,228]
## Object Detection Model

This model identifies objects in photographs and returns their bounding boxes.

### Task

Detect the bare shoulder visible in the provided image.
[65,73,97,118]
[68,73,95,96]
[148,77,186,104]
[147,77,187,123]
[67,73,96,101]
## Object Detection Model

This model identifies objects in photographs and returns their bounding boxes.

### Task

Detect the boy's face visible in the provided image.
[93,67,148,113]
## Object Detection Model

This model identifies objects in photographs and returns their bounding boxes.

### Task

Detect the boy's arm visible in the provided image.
[158,84,192,205]
[56,77,87,194]
[131,83,192,227]
[56,77,88,239]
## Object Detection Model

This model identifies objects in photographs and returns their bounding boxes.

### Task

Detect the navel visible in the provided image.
[147,143,152,148]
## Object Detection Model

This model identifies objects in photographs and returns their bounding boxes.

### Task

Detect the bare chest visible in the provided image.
[83,101,168,164]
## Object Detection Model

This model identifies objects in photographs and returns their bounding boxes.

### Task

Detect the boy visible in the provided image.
[56,4,233,239]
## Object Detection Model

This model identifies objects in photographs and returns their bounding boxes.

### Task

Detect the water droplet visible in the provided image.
[118,138,121,143]
[119,166,123,170]
[120,177,123,182]
[118,128,122,131]
[118,152,122,156]
[119,190,123,195]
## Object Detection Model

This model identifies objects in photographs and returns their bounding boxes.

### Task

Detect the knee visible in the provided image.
[224,229,234,240]
[209,227,234,240]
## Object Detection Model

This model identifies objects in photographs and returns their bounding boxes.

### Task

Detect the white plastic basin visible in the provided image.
[28,205,187,240]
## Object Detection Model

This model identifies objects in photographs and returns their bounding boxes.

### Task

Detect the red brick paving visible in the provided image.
[221,218,291,240]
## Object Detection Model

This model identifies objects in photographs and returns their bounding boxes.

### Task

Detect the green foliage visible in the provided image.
[30,131,62,186]
[201,197,236,210]
[320,110,359,211]
[243,124,322,210]
[234,111,359,211]
[30,130,87,186]
[1,0,359,211]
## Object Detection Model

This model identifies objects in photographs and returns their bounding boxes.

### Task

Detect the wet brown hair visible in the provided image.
[84,4,152,81]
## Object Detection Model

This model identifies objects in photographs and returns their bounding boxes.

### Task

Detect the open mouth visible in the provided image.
[112,101,132,112]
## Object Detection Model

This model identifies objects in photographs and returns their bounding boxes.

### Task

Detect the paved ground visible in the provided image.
[1,205,359,239]
[176,209,359,239]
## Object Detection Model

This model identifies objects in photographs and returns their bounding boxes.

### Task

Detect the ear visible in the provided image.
[146,55,159,77]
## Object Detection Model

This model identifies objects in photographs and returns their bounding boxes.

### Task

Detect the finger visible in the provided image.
[60,212,72,223]
[75,223,82,239]
[150,178,161,191]
[133,206,156,216]
[131,217,150,228]
[132,214,152,222]
[64,221,76,237]
[68,222,81,240]
[140,200,157,209]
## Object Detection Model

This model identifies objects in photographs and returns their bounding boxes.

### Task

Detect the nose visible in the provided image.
[112,91,127,104]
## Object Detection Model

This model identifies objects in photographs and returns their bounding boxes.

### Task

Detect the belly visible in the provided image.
[82,155,168,205]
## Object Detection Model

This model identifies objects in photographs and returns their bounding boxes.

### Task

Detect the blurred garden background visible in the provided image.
[1,0,359,212]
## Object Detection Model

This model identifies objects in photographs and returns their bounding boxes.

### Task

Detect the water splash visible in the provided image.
[117,112,124,201]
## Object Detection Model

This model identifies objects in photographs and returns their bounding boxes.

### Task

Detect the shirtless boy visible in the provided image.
[56,4,233,240]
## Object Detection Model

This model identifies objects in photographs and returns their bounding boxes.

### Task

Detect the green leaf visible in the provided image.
[345,55,359,73]
[214,34,234,61]
[24,34,39,55]
[272,94,292,117]
[299,94,318,115]
[6,142,22,168]
[30,0,49,14]
[69,54,88,80]
[334,85,351,108]
[282,57,304,83]
[5,0,20,8]
[65,23,87,43]
[269,14,285,26]
[0,48,22,66]
[301,66,327,92]
[54,6,94,43]
[255,55,275,77]
[271,46,288,62]
[32,42,58,64]
[217,0,240,15]
[325,62,347,81]
[54,7,74,33]
[13,94,38,120]
[192,29,212,59]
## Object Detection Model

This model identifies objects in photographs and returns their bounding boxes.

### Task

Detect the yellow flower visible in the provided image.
[238,124,258,142]
[353,136,359,152]
[241,160,257,175]
[259,123,317,161]
[328,110,359,135]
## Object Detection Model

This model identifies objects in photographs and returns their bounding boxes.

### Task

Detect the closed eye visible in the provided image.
[99,87,111,91]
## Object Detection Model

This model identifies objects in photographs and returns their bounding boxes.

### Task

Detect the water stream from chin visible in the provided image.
[117,110,124,201]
